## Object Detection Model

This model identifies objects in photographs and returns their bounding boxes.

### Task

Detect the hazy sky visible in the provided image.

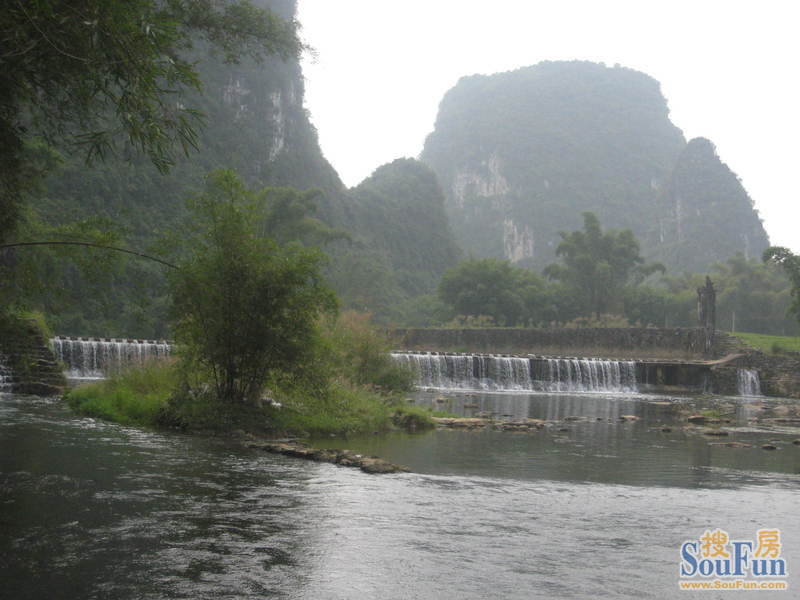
[297,0,799,253]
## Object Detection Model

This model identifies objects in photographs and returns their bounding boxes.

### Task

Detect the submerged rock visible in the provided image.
[247,441,410,474]
[709,441,752,448]
[701,429,730,437]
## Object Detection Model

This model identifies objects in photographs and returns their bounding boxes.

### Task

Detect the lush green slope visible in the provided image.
[350,159,461,297]
[655,137,769,272]
[733,332,800,354]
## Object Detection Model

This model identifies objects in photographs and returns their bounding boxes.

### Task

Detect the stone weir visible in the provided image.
[389,327,739,360]
[391,351,753,396]
[51,337,173,379]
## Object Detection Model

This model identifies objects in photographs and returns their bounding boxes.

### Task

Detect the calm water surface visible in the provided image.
[1,390,798,599]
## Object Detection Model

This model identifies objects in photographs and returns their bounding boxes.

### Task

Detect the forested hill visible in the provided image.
[30,0,460,336]
[655,137,770,272]
[349,159,461,297]
[420,60,769,272]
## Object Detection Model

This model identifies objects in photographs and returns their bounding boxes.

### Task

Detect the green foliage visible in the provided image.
[0,203,125,328]
[544,212,663,318]
[348,159,462,298]
[618,254,799,334]
[733,332,800,355]
[326,159,463,324]
[319,311,414,394]
[168,169,336,405]
[764,246,800,324]
[263,383,395,437]
[391,405,436,431]
[439,258,547,326]
[0,0,300,243]
[65,361,178,427]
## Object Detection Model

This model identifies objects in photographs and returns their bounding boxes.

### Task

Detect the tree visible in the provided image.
[0,0,300,243]
[438,258,546,326]
[764,246,800,325]
[544,212,664,318]
[168,170,336,405]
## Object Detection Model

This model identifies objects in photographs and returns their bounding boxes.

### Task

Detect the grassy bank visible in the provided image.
[733,332,800,355]
[66,361,177,427]
[66,311,438,437]
[66,363,436,437]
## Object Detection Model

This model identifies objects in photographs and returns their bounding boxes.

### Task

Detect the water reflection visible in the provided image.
[319,390,800,488]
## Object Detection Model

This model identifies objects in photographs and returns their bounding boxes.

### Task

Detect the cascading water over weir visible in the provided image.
[0,353,12,391]
[391,352,639,393]
[52,337,172,379]
[736,368,762,397]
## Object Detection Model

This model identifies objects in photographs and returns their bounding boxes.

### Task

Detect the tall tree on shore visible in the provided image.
[169,170,336,405]
[544,212,664,318]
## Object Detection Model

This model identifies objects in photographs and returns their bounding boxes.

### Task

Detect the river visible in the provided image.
[1,389,798,599]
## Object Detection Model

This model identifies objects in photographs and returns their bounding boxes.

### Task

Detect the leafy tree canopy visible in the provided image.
[0,0,300,242]
[438,257,546,326]
[764,246,800,324]
[168,169,336,404]
[544,212,664,317]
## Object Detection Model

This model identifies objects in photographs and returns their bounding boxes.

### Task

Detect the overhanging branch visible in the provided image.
[0,241,178,269]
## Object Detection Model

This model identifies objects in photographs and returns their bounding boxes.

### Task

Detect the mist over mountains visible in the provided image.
[420,60,769,272]
[33,0,773,334]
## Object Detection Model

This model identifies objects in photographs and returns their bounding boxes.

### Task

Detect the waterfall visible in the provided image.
[51,337,172,379]
[391,352,638,393]
[736,368,761,397]
[0,353,12,391]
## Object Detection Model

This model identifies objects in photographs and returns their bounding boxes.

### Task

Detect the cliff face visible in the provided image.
[420,60,767,272]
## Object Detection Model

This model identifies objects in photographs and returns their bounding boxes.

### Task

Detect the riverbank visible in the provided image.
[63,360,441,474]
[65,363,433,435]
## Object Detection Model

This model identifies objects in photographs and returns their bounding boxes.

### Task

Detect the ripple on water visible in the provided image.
[1,392,799,600]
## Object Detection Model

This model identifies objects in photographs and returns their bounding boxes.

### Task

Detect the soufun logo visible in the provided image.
[679,529,788,591]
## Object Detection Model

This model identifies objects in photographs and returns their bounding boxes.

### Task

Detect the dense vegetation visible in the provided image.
[764,246,800,326]
[434,215,799,335]
[9,1,460,335]
[66,170,419,435]
[0,0,299,246]
[2,2,794,371]
[67,310,421,436]
[420,61,769,273]
[328,159,462,321]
